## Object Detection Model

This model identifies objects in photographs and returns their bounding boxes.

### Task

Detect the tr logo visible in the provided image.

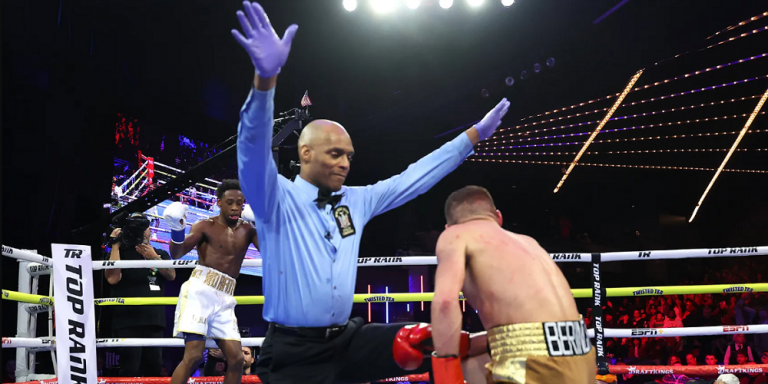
[637,252,651,258]
[64,249,83,258]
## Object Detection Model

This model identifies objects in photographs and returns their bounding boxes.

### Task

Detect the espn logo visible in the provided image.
[724,326,749,332]
[631,329,663,336]
[543,320,591,357]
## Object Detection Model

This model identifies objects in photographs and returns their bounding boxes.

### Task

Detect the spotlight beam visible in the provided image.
[553,70,643,193]
[688,86,768,222]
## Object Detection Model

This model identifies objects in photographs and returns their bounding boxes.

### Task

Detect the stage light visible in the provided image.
[505,77,515,86]
[439,0,453,9]
[520,70,529,80]
[370,0,396,13]
[533,63,542,73]
[501,0,514,6]
[406,0,420,9]
[467,0,484,7]
[343,0,357,12]
[546,57,556,67]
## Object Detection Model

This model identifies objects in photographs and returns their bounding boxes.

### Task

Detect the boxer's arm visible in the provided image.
[432,228,467,356]
[359,132,474,219]
[168,221,205,259]
[237,74,281,223]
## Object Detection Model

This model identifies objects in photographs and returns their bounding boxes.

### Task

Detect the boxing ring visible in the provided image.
[3,244,768,383]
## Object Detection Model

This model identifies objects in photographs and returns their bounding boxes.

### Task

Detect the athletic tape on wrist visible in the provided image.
[171,230,185,244]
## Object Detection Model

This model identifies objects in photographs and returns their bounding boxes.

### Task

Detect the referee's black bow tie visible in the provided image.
[315,189,344,209]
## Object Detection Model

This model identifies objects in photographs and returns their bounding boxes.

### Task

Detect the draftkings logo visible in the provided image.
[364,296,395,303]
[626,366,673,375]
[718,366,765,375]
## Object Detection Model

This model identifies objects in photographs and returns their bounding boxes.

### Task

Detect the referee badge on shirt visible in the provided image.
[333,206,356,238]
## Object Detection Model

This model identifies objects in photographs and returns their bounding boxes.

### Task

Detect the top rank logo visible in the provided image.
[551,254,581,260]
[2,246,13,255]
[358,257,403,264]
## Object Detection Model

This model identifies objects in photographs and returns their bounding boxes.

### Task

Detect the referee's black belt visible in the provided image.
[270,322,348,340]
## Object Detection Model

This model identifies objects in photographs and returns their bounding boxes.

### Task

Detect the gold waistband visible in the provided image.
[487,322,551,359]
[190,267,236,296]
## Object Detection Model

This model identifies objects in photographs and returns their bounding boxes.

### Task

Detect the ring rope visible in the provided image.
[5,365,768,384]
[5,323,768,351]
[4,245,767,269]
[4,283,767,306]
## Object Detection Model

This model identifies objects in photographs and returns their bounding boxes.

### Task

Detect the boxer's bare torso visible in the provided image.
[441,219,579,328]
[192,217,256,278]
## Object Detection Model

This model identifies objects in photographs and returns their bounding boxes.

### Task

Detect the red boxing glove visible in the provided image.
[393,324,430,370]
[394,324,472,371]
[431,353,465,384]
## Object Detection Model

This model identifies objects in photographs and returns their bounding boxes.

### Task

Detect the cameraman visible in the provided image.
[105,213,176,377]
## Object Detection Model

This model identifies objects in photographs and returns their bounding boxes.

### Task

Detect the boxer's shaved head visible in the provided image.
[444,186,500,226]
[298,119,354,192]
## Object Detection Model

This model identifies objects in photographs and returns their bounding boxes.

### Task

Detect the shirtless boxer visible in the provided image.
[164,179,259,384]
[430,186,594,384]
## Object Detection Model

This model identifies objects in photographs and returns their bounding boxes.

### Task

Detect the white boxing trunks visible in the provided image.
[173,265,240,341]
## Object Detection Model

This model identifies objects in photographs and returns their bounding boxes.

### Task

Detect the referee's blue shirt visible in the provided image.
[237,87,474,327]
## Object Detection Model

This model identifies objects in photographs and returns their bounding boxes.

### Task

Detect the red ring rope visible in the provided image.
[7,365,768,384]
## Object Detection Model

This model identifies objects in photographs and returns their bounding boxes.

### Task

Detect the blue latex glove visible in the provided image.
[474,98,510,141]
[231,1,298,78]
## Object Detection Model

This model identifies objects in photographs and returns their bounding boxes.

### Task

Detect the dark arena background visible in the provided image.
[3,1,768,384]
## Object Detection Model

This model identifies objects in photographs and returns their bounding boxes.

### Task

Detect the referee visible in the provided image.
[232,2,509,383]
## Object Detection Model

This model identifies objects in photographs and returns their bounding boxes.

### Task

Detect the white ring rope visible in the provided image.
[4,245,767,270]
[6,323,768,351]
[2,337,265,350]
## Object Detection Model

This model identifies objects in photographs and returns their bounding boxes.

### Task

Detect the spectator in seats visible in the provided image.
[242,347,256,375]
[645,337,671,363]
[664,310,684,328]
[648,304,659,319]
[627,338,644,360]
[105,217,176,378]
[724,335,755,365]
[751,308,768,356]
[650,313,666,328]
[660,362,690,384]
[701,305,722,326]
[714,374,739,384]
[161,366,170,377]
[632,310,647,328]
[684,302,704,327]
[204,348,227,376]
[742,360,767,384]
[617,313,631,328]
[705,354,718,366]
[686,353,698,366]
[668,355,682,366]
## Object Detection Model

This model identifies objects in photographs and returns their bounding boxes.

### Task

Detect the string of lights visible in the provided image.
[468,158,768,173]
[483,98,763,145]
[553,71,644,193]
[519,53,768,123]
[689,86,768,222]
[707,12,768,40]
[480,128,767,150]
[497,74,768,135]
[473,148,767,156]
[704,26,768,51]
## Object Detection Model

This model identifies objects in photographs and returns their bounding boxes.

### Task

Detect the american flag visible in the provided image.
[300,90,312,107]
